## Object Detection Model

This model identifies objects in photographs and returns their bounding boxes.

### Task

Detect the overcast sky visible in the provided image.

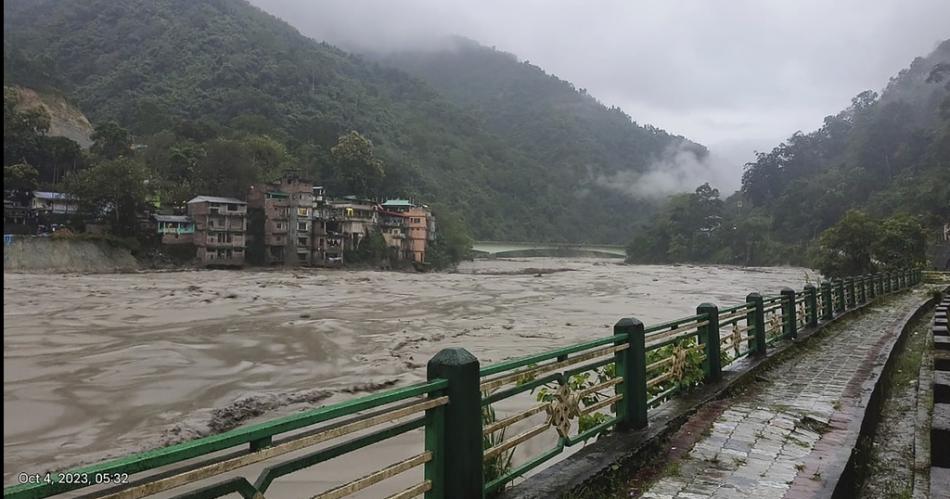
[252,0,949,185]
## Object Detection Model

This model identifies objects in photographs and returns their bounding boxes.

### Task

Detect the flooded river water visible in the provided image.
[3,258,815,492]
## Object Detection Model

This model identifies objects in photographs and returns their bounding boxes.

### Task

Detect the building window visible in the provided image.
[297,222,308,231]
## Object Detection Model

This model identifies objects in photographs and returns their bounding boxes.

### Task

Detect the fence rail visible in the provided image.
[3,269,923,499]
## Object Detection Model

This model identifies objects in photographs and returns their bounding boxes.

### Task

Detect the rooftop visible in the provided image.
[153,214,193,223]
[382,199,414,208]
[187,195,246,205]
[34,191,75,201]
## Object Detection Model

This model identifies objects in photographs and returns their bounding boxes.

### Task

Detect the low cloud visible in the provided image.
[595,143,739,200]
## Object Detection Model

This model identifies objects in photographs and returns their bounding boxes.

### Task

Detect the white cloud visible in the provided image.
[252,0,950,189]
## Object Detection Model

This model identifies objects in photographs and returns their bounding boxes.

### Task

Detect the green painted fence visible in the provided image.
[3,269,923,499]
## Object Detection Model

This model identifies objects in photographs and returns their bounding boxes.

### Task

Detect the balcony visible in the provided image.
[204,237,245,248]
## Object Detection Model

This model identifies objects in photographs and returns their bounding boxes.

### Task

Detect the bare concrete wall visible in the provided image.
[3,237,138,273]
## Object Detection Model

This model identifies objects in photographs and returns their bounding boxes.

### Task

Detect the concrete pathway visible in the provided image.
[637,290,927,499]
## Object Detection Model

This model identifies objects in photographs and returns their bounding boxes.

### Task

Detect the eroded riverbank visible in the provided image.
[3,258,815,485]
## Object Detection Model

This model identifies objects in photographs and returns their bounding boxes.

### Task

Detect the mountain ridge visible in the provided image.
[3,0,705,243]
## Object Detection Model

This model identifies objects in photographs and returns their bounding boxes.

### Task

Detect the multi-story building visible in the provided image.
[310,186,334,264]
[326,196,379,258]
[377,208,409,261]
[380,199,435,263]
[247,175,314,266]
[187,196,247,267]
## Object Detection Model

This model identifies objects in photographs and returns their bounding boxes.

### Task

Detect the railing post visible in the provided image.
[426,348,482,499]
[781,288,797,339]
[845,277,857,308]
[820,281,833,320]
[697,303,721,382]
[877,273,884,296]
[746,293,766,356]
[884,272,891,293]
[834,279,845,314]
[804,284,818,327]
[867,274,876,300]
[857,276,866,304]
[615,318,647,430]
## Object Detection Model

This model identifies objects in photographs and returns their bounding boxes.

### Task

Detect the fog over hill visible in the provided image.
[252,0,950,194]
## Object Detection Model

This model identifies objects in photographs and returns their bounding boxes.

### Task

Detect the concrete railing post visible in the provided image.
[427,348,482,499]
[614,318,647,430]
[697,303,721,382]
[804,284,818,327]
[845,277,857,308]
[781,288,797,339]
[820,281,833,320]
[746,293,766,355]
[834,279,845,314]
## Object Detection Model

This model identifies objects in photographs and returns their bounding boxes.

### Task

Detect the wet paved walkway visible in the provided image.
[638,289,927,499]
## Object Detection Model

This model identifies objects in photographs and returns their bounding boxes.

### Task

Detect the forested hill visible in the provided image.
[378,37,707,187]
[740,39,950,242]
[628,39,950,267]
[2,0,702,244]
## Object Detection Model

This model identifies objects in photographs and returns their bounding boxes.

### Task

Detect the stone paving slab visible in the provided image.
[931,468,950,499]
[639,291,926,499]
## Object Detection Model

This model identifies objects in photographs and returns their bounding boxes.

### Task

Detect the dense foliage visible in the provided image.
[811,210,928,277]
[3,0,699,244]
[3,88,85,185]
[628,40,950,269]
[381,38,709,243]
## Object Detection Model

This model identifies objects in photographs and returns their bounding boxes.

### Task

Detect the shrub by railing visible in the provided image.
[3,269,923,499]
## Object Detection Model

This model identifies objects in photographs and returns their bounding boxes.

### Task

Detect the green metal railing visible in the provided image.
[4,269,922,499]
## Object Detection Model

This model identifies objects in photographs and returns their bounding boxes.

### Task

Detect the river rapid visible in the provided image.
[3,258,816,492]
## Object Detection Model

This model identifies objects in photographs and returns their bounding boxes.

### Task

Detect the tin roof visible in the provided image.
[382,199,414,207]
[187,195,246,204]
[153,214,193,223]
[34,191,75,201]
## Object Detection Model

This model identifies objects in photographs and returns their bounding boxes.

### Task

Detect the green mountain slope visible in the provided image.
[380,37,707,183]
[740,39,950,242]
[3,1,701,243]
[627,39,950,266]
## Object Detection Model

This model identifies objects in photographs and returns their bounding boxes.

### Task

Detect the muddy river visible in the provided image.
[3,258,815,493]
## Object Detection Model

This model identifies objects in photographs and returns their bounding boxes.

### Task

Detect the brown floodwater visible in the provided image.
[3,258,815,494]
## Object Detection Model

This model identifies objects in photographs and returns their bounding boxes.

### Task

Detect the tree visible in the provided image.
[4,88,50,166]
[345,229,388,264]
[90,122,132,160]
[243,135,290,181]
[872,214,928,269]
[66,157,150,237]
[193,139,258,198]
[811,210,878,277]
[4,163,39,208]
[4,162,39,192]
[329,131,385,195]
[427,207,473,269]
